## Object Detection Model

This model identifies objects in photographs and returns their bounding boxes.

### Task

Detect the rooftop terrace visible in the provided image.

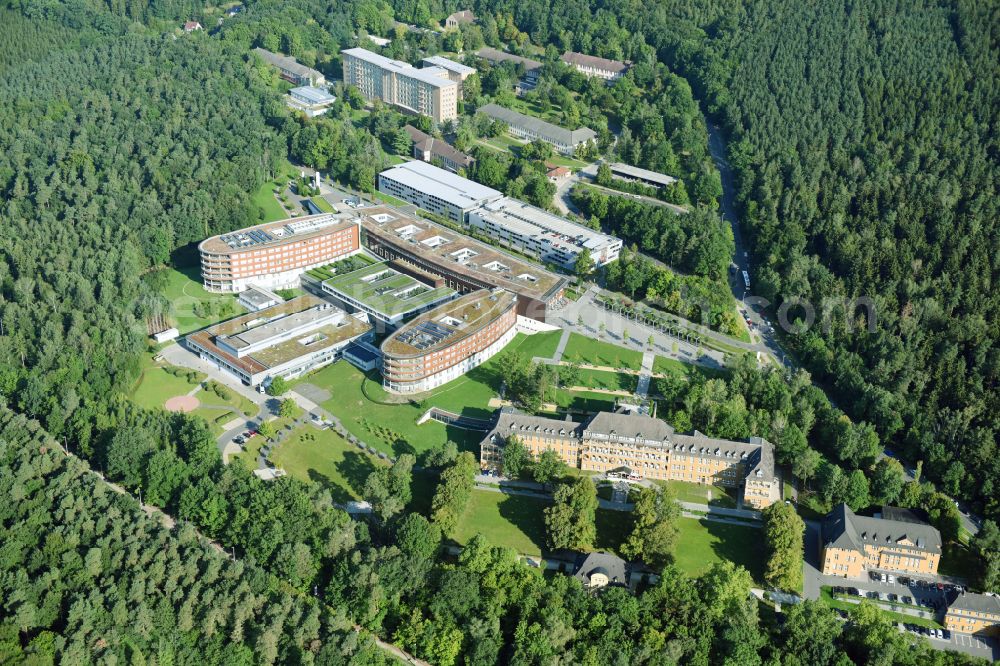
[382,289,516,357]
[359,207,567,302]
[199,214,357,255]
[321,261,455,317]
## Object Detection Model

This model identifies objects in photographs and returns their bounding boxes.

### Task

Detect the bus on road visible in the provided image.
[742,270,751,290]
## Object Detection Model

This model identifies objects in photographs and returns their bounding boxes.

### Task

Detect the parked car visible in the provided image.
[942,629,951,640]
[902,596,913,605]
[870,571,881,581]
[880,573,888,583]
[848,587,861,596]
[887,593,898,602]
[888,574,896,584]
[898,576,910,586]
[233,435,245,444]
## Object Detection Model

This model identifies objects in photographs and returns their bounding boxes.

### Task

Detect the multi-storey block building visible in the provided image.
[944,592,1000,637]
[820,504,942,578]
[560,51,630,81]
[420,55,476,94]
[467,197,622,270]
[477,104,596,155]
[185,296,371,387]
[253,48,326,86]
[359,207,568,321]
[341,48,459,124]
[377,160,502,223]
[479,408,779,509]
[199,214,361,293]
[381,289,517,393]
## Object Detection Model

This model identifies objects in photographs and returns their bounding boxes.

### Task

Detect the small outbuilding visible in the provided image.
[573,552,629,590]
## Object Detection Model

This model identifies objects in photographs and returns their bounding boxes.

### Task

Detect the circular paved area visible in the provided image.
[164,395,199,413]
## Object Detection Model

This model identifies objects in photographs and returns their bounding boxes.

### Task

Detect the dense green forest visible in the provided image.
[648,0,1000,521]
[0,0,999,662]
[422,0,1000,527]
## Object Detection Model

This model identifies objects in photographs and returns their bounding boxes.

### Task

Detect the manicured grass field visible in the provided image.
[672,517,765,583]
[547,388,618,414]
[303,362,485,457]
[252,178,290,223]
[271,424,386,503]
[197,384,257,416]
[452,490,633,557]
[130,356,205,409]
[655,479,737,508]
[562,333,643,370]
[299,333,563,456]
[512,330,562,360]
[573,368,637,393]
[190,406,237,436]
[155,264,245,334]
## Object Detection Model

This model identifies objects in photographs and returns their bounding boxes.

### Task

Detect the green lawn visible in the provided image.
[191,406,238,436]
[672,517,765,583]
[653,479,737,508]
[573,368,637,393]
[197,384,257,416]
[130,357,205,410]
[231,435,265,470]
[298,333,564,456]
[452,490,632,557]
[513,330,562,360]
[252,178,290,223]
[155,264,245,334]
[546,388,619,414]
[302,362,487,458]
[271,424,386,503]
[562,333,644,370]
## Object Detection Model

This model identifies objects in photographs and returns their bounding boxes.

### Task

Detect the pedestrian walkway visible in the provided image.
[636,352,654,398]
[552,327,571,362]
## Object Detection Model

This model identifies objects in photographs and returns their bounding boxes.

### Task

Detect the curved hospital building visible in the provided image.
[199,214,360,293]
[381,289,518,393]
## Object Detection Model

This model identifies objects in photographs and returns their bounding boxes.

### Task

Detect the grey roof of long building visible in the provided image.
[477,104,596,146]
[474,47,542,72]
[560,51,630,74]
[253,48,323,80]
[482,407,775,482]
[822,503,942,555]
[342,47,456,88]
[379,160,501,208]
[947,591,1000,616]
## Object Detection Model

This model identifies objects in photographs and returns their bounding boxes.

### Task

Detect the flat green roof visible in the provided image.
[322,262,455,317]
